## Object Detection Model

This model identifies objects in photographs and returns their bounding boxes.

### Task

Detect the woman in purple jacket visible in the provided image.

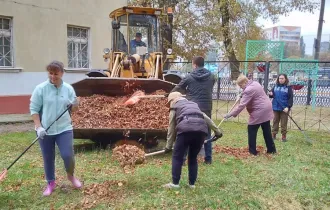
[224,74,276,155]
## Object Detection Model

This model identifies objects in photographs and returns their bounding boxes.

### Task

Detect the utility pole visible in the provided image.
[314,0,325,60]
[307,0,326,105]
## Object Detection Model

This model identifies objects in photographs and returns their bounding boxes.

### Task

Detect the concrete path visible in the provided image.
[0,114,32,124]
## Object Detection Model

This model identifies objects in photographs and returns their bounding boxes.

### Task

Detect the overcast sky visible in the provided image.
[257,1,330,55]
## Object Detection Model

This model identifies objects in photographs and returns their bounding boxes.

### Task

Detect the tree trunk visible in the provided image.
[159,0,178,70]
[219,0,240,80]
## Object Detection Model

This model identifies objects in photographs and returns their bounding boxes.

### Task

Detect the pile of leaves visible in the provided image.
[214,145,265,159]
[71,90,169,129]
[112,144,146,172]
[61,180,126,210]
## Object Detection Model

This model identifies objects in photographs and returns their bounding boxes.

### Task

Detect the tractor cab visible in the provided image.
[93,7,172,79]
[112,9,160,56]
[86,6,183,84]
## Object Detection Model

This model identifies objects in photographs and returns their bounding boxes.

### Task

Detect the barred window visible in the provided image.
[0,17,13,67]
[67,26,89,68]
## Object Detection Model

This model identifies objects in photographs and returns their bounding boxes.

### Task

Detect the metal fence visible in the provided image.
[167,60,330,132]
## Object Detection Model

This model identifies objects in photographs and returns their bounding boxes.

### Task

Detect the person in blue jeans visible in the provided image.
[163,92,222,188]
[172,56,216,164]
[30,60,82,196]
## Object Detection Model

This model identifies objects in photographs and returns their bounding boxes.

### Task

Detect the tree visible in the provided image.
[128,0,320,79]
[300,36,306,58]
[128,0,178,9]
[319,52,330,67]
[215,0,319,79]
[284,42,301,58]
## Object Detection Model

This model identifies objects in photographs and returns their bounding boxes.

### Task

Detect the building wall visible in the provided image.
[278,26,301,45]
[0,0,127,114]
[264,26,301,45]
[264,26,280,41]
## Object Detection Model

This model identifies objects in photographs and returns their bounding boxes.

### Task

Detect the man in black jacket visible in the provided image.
[172,56,216,164]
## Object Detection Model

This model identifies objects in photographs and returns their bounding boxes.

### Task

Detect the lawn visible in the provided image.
[0,122,329,209]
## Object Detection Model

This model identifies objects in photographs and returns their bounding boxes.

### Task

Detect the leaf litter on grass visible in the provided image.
[60,180,127,209]
[214,145,266,159]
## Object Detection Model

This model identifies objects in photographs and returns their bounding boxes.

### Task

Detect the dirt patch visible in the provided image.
[214,145,265,159]
[0,122,34,134]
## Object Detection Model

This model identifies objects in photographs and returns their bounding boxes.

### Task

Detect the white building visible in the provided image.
[264,26,301,45]
[0,0,126,114]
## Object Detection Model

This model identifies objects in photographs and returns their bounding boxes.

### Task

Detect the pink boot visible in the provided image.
[67,175,82,188]
[43,181,56,196]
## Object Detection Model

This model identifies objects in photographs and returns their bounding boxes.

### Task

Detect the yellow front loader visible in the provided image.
[71,6,183,149]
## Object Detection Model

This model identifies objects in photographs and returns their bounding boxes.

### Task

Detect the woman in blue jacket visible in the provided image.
[269,74,293,142]
[30,61,82,196]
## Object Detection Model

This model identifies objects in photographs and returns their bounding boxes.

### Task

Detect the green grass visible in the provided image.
[0,122,330,209]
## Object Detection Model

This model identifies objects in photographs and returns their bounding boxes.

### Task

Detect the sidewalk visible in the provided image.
[0,114,32,124]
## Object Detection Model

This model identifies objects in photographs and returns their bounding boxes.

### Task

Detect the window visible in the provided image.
[128,14,158,54]
[0,17,13,67]
[280,35,300,40]
[280,31,300,35]
[67,26,89,68]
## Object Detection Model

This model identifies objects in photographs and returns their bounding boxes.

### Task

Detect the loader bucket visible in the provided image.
[74,128,167,139]
[74,128,167,146]
[71,77,176,97]
[71,77,175,148]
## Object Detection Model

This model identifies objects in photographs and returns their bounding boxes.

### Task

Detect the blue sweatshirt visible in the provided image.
[270,84,293,111]
[30,80,76,135]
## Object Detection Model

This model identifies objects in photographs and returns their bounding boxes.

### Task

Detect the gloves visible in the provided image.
[36,126,47,139]
[237,92,243,99]
[223,113,232,119]
[164,147,172,154]
[208,133,223,142]
[215,133,223,139]
[283,107,289,113]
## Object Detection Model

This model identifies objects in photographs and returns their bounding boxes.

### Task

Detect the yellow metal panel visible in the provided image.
[144,60,152,73]
[109,6,164,18]
[121,68,133,78]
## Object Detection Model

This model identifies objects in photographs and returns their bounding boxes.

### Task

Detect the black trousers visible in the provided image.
[172,131,206,185]
[248,121,276,155]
